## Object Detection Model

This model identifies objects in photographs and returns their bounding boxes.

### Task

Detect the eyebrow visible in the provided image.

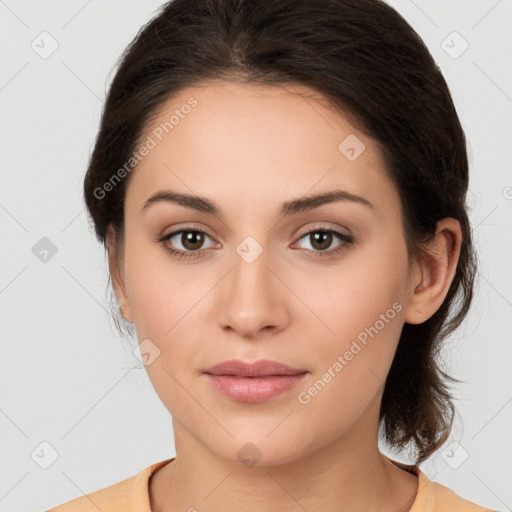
[141,188,375,218]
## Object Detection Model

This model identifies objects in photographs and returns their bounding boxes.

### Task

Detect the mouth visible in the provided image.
[203,358,307,377]
[203,359,308,403]
[204,373,308,403]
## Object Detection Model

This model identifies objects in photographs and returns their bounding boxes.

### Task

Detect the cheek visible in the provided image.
[292,280,405,438]
[301,244,406,344]
[121,234,206,390]
[122,233,188,335]
[292,239,408,393]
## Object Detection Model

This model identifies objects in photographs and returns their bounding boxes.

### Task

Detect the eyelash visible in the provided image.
[157,226,355,260]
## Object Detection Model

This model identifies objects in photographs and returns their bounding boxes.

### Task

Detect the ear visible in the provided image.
[106,225,134,324]
[404,218,462,325]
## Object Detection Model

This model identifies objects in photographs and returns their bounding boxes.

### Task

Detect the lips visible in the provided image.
[203,359,307,377]
[203,359,309,403]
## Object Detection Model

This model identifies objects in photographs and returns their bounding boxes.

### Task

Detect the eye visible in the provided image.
[158,229,217,259]
[293,228,354,257]
[157,225,355,260]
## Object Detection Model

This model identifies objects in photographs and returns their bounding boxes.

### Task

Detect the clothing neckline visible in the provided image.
[140,455,431,512]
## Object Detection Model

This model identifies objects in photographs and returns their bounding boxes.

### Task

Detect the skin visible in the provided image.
[107,80,462,512]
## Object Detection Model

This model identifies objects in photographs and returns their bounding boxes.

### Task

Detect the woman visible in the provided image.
[48,0,496,510]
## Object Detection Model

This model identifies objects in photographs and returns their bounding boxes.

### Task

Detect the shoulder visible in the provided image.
[47,474,139,511]
[413,469,497,512]
[46,458,175,512]
[427,479,497,512]
[386,456,495,512]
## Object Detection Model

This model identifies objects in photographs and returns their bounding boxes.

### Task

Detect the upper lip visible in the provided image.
[204,359,308,377]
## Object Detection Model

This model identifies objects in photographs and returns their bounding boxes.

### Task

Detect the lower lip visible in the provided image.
[205,373,307,403]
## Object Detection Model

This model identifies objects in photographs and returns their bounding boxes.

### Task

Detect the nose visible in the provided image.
[216,247,291,339]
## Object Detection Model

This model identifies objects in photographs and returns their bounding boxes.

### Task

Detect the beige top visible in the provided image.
[47,456,496,511]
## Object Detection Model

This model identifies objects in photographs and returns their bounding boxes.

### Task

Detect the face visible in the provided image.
[110,80,422,466]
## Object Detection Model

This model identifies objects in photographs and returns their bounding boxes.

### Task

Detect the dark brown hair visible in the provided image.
[83,0,477,465]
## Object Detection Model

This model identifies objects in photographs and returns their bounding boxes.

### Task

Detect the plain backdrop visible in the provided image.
[1,1,511,511]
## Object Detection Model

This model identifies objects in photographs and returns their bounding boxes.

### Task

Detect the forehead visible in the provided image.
[126,80,398,220]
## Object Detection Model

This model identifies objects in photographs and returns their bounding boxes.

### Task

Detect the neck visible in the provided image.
[150,410,418,512]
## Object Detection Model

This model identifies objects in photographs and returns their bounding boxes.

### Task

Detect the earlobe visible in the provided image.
[404,218,462,325]
[119,302,134,324]
[106,226,134,324]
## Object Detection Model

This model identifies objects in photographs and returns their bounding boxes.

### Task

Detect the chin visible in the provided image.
[207,435,310,469]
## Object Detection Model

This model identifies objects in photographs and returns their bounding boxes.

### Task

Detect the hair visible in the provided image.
[83,0,477,465]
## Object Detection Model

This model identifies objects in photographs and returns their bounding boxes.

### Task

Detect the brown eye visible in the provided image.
[294,228,355,257]
[180,230,206,251]
[159,229,217,259]
[309,231,333,251]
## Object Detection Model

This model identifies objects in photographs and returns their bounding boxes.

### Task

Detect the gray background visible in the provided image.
[1,1,511,511]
